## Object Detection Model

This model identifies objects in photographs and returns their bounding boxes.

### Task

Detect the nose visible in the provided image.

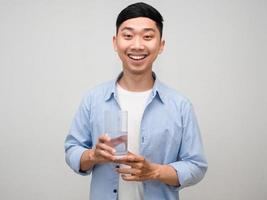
[131,36,144,50]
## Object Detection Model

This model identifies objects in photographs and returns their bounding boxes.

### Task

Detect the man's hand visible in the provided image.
[94,134,117,163]
[80,134,116,172]
[114,152,160,181]
[114,152,179,186]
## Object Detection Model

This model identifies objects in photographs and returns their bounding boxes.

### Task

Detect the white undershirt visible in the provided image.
[117,83,152,200]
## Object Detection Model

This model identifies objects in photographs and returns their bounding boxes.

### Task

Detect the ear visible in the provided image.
[113,36,117,52]
[158,39,165,54]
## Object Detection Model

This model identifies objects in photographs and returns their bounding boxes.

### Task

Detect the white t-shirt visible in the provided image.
[117,83,152,200]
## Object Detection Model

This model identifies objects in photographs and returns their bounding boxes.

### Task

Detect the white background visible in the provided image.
[0,0,266,199]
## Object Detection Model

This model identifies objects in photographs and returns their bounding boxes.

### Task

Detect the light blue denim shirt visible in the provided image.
[64,73,208,200]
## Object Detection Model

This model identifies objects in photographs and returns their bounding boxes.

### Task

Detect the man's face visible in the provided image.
[113,17,165,75]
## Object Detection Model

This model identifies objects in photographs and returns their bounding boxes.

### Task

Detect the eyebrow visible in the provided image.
[120,27,156,33]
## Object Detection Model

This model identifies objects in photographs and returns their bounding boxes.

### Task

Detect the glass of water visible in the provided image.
[104,110,128,156]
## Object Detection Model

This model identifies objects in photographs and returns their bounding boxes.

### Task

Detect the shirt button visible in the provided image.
[113,189,117,193]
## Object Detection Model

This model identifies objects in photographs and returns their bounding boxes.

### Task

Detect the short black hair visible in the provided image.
[116,2,164,38]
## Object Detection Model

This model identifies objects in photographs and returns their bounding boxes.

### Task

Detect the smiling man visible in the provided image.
[114,16,164,77]
[64,2,207,200]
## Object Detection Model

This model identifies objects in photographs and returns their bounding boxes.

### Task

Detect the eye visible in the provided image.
[123,33,133,40]
[144,35,153,40]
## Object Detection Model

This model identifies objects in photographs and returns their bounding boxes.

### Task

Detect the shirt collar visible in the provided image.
[151,73,165,104]
[104,72,166,104]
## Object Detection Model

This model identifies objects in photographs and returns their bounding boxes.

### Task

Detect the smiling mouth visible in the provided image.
[128,54,147,61]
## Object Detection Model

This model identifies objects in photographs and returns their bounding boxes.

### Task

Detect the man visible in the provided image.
[65,2,207,200]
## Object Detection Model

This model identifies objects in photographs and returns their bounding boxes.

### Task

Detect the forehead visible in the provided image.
[118,17,158,32]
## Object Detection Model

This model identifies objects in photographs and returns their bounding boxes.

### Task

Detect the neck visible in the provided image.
[118,70,154,92]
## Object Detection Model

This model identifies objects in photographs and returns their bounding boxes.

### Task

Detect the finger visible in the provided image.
[114,160,143,170]
[113,159,130,166]
[127,162,144,169]
[95,149,116,161]
[121,174,144,182]
[96,143,115,154]
[98,134,111,143]
[121,172,155,182]
[130,155,145,162]
[117,167,141,176]
[116,154,144,163]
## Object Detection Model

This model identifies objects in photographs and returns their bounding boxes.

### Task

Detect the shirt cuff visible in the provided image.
[65,146,91,176]
[169,161,191,189]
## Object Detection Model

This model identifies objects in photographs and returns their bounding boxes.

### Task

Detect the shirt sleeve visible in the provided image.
[169,102,208,189]
[64,92,93,175]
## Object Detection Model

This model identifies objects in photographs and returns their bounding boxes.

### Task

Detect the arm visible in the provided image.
[156,164,180,186]
[169,102,208,188]
[115,153,180,186]
[64,95,93,175]
[79,149,96,172]
[80,134,116,172]
[65,91,119,174]
[64,93,115,174]
[115,103,207,188]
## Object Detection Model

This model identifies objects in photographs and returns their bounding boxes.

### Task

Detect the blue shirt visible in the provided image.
[64,73,208,200]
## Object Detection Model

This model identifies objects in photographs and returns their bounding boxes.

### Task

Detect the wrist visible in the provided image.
[80,149,96,172]
[151,163,162,181]
[88,148,97,165]
[154,164,179,186]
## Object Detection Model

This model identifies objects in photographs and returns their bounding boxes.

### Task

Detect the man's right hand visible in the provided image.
[94,134,116,163]
[80,134,116,172]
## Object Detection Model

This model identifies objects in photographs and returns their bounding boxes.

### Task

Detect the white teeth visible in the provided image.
[128,54,146,60]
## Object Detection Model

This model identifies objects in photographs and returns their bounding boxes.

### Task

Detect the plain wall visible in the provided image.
[0,0,266,199]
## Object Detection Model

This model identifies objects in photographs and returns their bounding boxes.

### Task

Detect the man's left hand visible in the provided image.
[114,152,161,182]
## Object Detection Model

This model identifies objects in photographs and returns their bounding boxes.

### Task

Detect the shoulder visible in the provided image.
[86,80,113,96]
[156,80,197,125]
[157,80,192,108]
[81,80,114,104]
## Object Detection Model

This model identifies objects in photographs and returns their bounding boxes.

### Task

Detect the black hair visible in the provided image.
[116,2,164,38]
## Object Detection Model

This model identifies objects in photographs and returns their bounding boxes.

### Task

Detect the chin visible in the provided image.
[122,61,152,75]
[127,67,151,75]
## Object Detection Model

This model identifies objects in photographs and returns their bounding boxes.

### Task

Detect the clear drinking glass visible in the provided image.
[104,110,128,156]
